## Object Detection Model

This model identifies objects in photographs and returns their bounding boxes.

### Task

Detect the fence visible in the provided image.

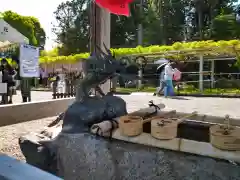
[121,71,240,95]
[50,72,114,99]
[49,71,240,100]
[51,71,80,99]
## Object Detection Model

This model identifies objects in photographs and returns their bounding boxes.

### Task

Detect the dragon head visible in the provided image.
[86,43,128,75]
[85,44,141,84]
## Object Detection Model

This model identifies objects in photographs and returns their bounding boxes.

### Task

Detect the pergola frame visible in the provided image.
[127,50,237,92]
[0,41,18,52]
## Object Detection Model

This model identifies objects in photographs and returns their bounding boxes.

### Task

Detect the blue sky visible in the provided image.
[0,0,67,50]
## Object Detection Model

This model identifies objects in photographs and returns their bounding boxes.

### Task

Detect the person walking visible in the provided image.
[40,67,48,87]
[164,60,175,97]
[153,69,166,96]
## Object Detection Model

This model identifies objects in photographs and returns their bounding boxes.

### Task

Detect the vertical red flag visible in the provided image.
[95,0,134,16]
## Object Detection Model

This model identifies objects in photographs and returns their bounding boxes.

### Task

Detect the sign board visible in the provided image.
[57,73,66,93]
[0,83,7,94]
[19,44,39,77]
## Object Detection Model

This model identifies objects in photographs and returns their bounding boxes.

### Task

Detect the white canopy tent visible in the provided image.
[0,40,12,50]
[0,40,18,53]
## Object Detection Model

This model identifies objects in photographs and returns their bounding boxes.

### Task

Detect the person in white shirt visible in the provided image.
[164,60,175,97]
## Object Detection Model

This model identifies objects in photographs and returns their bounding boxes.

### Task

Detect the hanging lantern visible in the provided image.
[95,0,134,16]
[236,14,240,23]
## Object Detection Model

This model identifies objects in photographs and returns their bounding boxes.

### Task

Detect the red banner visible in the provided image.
[95,0,134,16]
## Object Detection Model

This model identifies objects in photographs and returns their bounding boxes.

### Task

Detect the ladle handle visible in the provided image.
[177,111,198,123]
[164,110,177,118]
[128,103,165,117]
[224,115,231,129]
[142,110,177,124]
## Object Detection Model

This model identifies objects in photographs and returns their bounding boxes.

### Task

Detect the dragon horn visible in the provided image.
[103,43,112,55]
[112,51,116,58]
[96,45,107,56]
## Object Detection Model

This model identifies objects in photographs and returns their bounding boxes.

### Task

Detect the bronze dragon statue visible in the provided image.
[61,44,133,133]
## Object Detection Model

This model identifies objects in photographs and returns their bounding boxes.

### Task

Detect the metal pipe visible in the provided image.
[138,0,144,88]
[199,55,203,92]
[211,59,215,88]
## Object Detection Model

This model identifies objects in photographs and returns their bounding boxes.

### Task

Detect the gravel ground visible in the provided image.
[0,91,53,160]
[0,117,54,161]
[1,93,240,162]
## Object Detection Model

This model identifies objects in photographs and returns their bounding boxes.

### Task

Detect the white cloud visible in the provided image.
[0,0,68,50]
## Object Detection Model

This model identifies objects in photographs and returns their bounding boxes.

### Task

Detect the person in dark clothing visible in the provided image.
[0,58,17,104]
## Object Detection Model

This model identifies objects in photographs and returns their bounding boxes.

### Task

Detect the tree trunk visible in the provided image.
[198,10,203,40]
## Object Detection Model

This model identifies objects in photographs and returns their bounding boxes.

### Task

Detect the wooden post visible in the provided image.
[89,2,111,95]
[90,3,101,54]
[99,8,111,94]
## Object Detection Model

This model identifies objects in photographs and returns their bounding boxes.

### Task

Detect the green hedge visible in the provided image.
[39,40,240,64]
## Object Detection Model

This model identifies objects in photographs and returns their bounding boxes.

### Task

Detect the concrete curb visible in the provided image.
[112,129,240,163]
[0,98,75,127]
[130,92,153,96]
[177,93,240,98]
[130,92,240,98]
[0,154,62,180]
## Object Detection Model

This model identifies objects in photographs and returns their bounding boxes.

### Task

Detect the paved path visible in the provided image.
[118,94,240,119]
[11,91,53,104]
[7,91,240,118]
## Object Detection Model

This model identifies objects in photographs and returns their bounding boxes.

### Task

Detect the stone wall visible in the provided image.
[0,98,75,127]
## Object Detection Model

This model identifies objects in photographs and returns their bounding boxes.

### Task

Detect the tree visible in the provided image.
[111,0,187,47]
[29,16,46,48]
[52,0,240,54]
[111,2,143,47]
[52,0,90,55]
[148,0,187,44]
[212,14,240,40]
[2,11,46,47]
[187,0,237,40]
[149,0,237,41]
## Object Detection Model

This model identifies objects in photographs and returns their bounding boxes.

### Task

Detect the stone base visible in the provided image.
[19,131,240,180]
[19,106,240,180]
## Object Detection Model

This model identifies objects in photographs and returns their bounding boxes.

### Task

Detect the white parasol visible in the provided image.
[156,58,169,73]
[154,58,168,64]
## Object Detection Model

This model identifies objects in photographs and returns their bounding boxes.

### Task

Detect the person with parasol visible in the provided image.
[154,58,168,96]
[163,60,176,97]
